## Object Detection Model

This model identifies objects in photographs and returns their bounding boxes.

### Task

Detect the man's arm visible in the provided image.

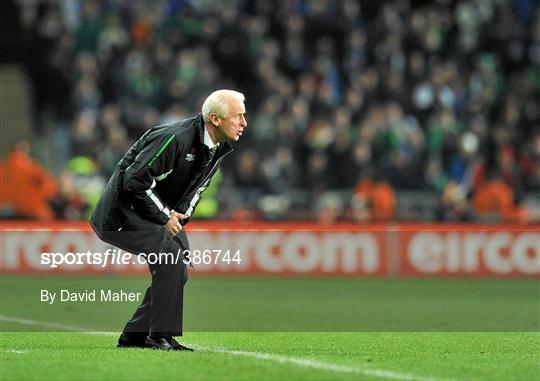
[123,131,180,225]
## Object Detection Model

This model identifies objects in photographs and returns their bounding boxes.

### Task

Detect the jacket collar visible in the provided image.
[203,124,219,149]
[196,113,206,146]
[196,112,233,154]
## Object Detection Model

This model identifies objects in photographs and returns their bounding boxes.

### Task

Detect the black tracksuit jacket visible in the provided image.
[90,113,232,251]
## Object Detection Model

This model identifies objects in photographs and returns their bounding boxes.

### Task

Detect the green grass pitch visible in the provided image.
[1,276,539,380]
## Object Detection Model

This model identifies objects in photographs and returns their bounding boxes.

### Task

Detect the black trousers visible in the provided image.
[101,225,189,338]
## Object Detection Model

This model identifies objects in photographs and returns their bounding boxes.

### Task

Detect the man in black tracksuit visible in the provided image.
[90,90,247,351]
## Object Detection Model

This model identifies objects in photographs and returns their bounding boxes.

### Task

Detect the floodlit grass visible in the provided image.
[1,276,539,380]
[1,332,539,381]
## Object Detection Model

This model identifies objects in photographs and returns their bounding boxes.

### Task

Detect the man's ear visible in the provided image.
[209,113,220,127]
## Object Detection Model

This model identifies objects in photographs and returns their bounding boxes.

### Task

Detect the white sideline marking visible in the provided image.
[0,315,95,332]
[4,349,28,354]
[0,315,458,381]
[192,344,459,381]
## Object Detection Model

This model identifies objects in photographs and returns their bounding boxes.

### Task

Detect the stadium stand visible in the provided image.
[1,0,539,222]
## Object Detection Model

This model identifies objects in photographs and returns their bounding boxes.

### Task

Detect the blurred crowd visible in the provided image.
[1,0,540,223]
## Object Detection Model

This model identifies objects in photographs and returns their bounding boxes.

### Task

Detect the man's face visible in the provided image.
[216,98,247,142]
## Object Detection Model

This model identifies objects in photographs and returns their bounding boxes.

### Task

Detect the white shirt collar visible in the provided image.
[203,125,219,149]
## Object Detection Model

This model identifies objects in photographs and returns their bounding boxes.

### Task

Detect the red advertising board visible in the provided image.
[0,221,538,277]
[400,229,539,277]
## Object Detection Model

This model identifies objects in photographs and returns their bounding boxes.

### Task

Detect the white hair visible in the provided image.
[202,89,245,123]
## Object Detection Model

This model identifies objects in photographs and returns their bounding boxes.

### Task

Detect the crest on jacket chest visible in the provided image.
[185,147,197,162]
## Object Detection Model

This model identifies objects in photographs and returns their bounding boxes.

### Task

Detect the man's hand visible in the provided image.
[164,210,187,236]
[164,212,181,236]
[172,211,187,221]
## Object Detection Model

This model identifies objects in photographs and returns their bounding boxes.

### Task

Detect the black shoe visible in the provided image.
[144,336,194,351]
[169,337,194,351]
[144,336,175,351]
[117,333,147,348]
